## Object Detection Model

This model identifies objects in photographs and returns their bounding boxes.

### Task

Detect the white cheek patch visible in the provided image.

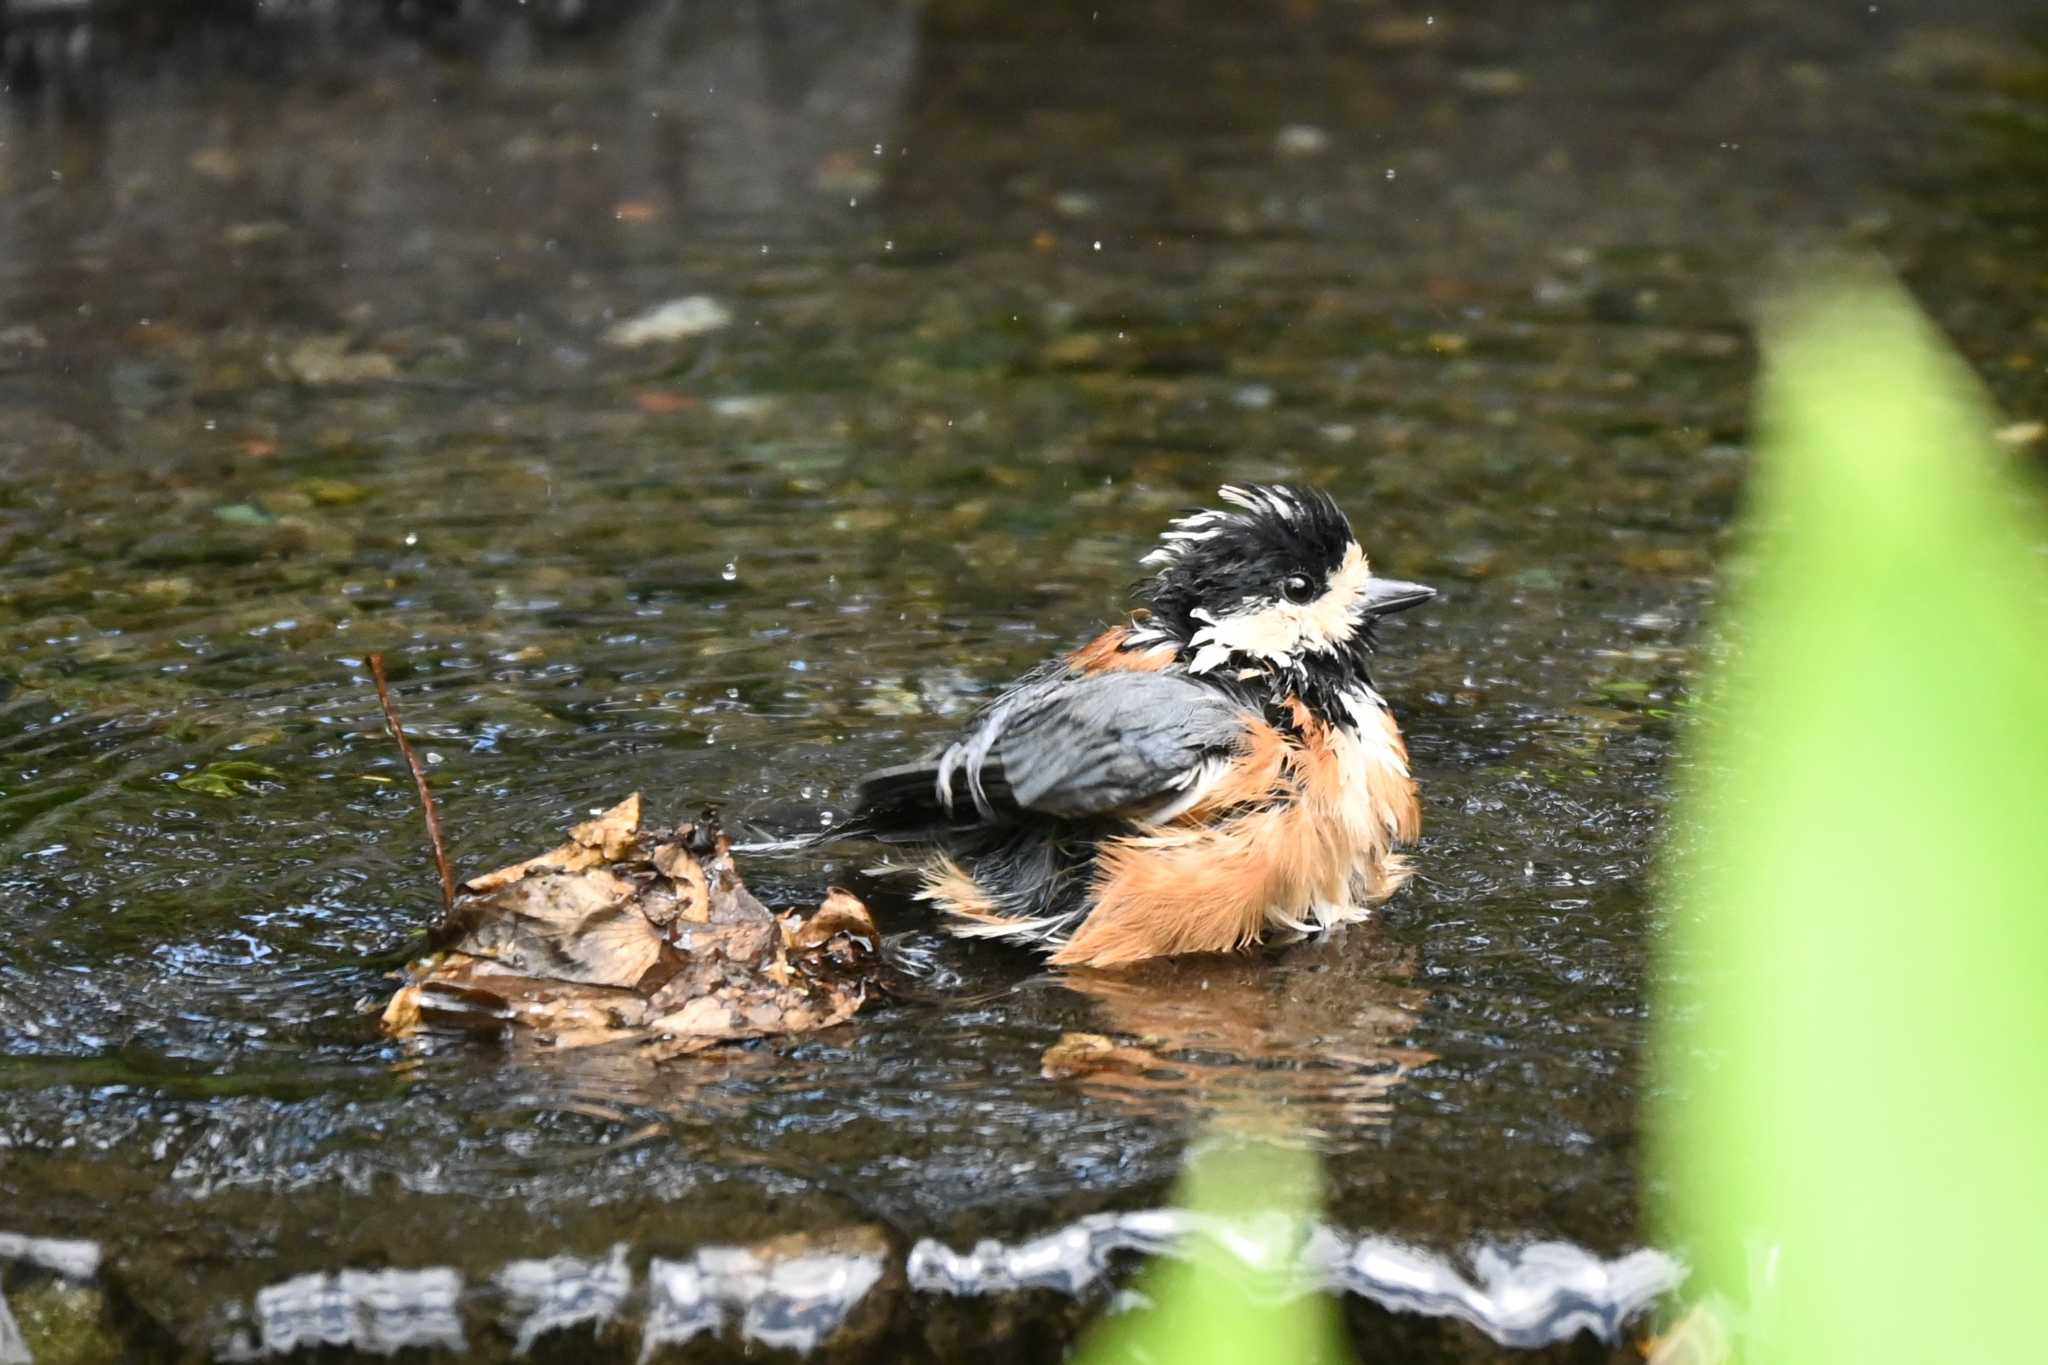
[1186,602,1297,673]
[1185,542,1371,673]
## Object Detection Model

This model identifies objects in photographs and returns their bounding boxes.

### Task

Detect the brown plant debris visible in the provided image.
[368,652,457,912]
[1639,1304,1732,1365]
[1040,1032,1184,1083]
[382,795,877,1059]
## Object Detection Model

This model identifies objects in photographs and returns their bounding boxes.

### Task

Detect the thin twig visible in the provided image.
[368,653,458,913]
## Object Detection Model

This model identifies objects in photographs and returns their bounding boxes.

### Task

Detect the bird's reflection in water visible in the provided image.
[1046,928,1432,1143]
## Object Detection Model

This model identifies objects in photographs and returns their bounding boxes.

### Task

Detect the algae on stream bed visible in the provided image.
[0,1,2044,1359]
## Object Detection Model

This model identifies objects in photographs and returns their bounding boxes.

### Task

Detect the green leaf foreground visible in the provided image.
[1074,1137,1349,1365]
[1653,278,2048,1361]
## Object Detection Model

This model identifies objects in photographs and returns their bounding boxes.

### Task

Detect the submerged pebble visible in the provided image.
[604,296,734,348]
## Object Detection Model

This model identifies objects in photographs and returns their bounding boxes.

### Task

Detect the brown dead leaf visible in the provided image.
[1041,1032,1175,1081]
[628,883,688,932]
[1639,1304,1731,1365]
[380,982,423,1035]
[651,841,711,923]
[448,867,680,990]
[688,824,774,926]
[643,971,863,1059]
[459,841,608,894]
[384,797,874,1059]
[570,794,641,859]
[461,793,641,894]
[408,954,652,1049]
[651,995,736,1036]
[786,887,878,954]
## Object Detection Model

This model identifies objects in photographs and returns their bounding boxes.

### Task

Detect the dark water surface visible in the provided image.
[1,1,2043,1359]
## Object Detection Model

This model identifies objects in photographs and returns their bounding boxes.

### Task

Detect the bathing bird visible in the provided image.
[843,484,1432,968]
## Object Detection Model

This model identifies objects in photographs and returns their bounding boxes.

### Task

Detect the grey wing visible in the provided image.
[991,672,1249,818]
[857,670,1249,829]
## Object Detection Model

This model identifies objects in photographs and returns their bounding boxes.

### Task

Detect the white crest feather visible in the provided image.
[1141,506,1242,569]
[1141,483,1313,571]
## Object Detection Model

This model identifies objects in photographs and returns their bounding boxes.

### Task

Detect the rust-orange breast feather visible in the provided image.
[1053,704,1417,968]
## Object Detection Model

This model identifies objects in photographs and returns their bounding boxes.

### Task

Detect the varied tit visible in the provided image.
[845,484,1433,969]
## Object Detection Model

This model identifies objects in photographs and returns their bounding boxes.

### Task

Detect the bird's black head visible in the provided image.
[1132,484,1432,702]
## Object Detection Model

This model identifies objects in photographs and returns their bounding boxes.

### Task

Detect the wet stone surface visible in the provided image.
[2,1223,1675,1363]
[1,0,2045,1359]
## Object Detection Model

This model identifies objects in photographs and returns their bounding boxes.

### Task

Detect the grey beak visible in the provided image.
[1362,577,1435,617]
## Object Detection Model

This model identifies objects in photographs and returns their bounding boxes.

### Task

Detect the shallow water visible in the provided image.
[0,1,2043,1358]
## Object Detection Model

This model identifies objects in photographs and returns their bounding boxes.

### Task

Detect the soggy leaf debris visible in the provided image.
[174,760,285,799]
[1040,1031,1179,1083]
[381,794,876,1058]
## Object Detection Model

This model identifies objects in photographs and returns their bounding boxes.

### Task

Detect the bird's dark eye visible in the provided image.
[1281,574,1316,604]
